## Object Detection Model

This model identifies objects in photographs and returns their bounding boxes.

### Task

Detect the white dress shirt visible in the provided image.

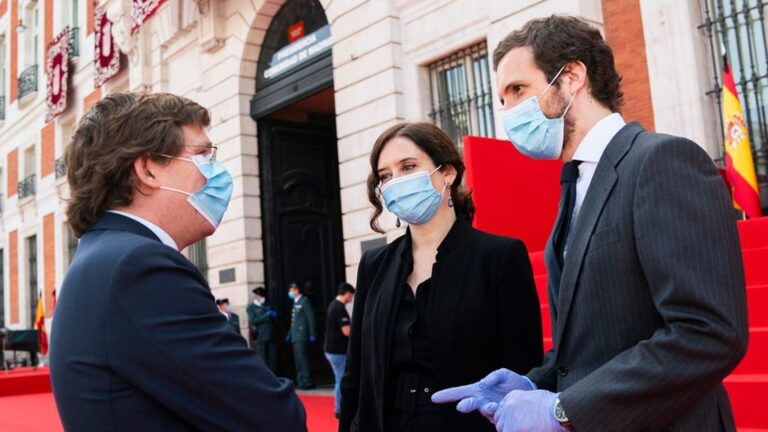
[571,113,626,222]
[561,113,625,259]
[106,210,178,250]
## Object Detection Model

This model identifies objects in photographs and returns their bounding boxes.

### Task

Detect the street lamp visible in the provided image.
[15,19,26,34]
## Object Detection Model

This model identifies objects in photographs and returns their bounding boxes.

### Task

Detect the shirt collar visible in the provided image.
[106,210,178,250]
[294,294,303,303]
[572,113,626,163]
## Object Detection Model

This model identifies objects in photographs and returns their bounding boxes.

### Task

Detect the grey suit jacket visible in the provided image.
[528,122,749,431]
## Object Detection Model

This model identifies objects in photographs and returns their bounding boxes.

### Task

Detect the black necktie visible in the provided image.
[553,160,582,269]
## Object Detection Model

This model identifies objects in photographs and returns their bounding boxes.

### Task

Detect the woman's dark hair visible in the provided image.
[493,14,623,113]
[367,122,475,233]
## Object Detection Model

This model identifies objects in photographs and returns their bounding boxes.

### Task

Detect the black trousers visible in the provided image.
[256,341,277,372]
[292,342,314,388]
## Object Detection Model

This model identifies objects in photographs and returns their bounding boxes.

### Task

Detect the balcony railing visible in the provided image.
[55,158,66,180]
[18,175,36,200]
[0,95,5,121]
[68,27,80,59]
[18,65,38,100]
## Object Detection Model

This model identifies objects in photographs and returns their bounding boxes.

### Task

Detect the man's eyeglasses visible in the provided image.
[182,144,218,162]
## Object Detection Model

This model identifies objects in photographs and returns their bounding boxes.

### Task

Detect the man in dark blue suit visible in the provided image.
[49,92,306,431]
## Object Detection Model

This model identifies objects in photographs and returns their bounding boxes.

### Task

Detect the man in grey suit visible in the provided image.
[433,15,748,431]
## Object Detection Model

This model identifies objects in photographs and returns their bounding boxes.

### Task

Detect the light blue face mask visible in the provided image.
[159,154,233,229]
[380,165,445,226]
[499,66,576,160]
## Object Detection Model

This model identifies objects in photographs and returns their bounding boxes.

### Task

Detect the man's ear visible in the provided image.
[564,60,588,94]
[133,155,162,192]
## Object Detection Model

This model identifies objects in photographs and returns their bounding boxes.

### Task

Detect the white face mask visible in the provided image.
[499,65,577,160]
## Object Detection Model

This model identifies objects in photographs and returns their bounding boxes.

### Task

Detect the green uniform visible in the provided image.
[226,312,241,335]
[247,300,276,372]
[290,295,316,389]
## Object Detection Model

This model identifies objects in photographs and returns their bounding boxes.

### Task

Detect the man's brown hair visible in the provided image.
[65,92,210,237]
[493,15,624,112]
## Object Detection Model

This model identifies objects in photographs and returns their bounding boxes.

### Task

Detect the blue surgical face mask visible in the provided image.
[379,165,446,226]
[499,66,576,160]
[288,292,296,300]
[159,154,233,229]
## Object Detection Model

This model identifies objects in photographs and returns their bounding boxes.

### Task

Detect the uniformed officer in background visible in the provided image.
[247,286,278,372]
[286,282,316,390]
[216,298,241,335]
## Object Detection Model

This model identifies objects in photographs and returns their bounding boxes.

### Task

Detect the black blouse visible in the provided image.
[390,279,433,375]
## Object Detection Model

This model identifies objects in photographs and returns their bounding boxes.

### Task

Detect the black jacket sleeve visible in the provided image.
[497,239,544,374]
[108,243,307,432]
[339,251,370,432]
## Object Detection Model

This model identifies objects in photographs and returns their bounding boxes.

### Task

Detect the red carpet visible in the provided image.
[0,368,338,431]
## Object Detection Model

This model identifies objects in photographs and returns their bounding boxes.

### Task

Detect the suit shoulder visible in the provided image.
[630,130,710,161]
[468,227,528,255]
[359,235,404,268]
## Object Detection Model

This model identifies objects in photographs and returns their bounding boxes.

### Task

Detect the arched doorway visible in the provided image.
[250,0,343,385]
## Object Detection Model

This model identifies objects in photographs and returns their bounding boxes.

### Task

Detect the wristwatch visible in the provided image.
[553,398,573,429]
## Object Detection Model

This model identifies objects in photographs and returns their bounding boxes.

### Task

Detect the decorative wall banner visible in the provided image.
[131,0,168,33]
[94,5,121,87]
[46,27,70,123]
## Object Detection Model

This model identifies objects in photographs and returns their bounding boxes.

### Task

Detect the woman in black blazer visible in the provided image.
[339,122,543,432]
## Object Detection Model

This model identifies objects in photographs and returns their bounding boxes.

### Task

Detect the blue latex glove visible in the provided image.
[309,335,317,343]
[493,390,568,432]
[431,368,535,420]
[267,309,278,318]
[284,334,292,343]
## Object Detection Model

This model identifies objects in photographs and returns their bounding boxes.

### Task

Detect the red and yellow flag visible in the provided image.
[34,293,48,356]
[722,52,762,218]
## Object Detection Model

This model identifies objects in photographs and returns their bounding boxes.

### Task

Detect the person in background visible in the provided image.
[287,282,316,390]
[324,282,355,418]
[248,286,278,372]
[216,298,241,335]
[432,15,748,432]
[50,92,305,431]
[339,122,543,432]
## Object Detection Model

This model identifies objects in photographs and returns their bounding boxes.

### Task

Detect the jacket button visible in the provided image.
[556,367,568,377]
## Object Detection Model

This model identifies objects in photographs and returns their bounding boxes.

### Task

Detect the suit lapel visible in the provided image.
[554,122,644,345]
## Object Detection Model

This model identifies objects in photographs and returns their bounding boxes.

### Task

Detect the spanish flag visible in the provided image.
[34,293,48,356]
[722,51,762,218]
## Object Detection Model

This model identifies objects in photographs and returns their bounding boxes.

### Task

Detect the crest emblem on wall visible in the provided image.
[45,27,70,123]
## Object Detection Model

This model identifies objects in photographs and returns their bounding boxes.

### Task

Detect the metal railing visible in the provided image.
[428,42,495,152]
[17,175,35,200]
[700,0,768,210]
[0,95,5,121]
[69,27,80,59]
[18,65,38,100]
[55,158,66,180]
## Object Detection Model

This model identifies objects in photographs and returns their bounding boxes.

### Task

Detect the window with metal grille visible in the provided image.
[66,224,78,269]
[428,42,495,152]
[188,238,208,280]
[27,235,37,328]
[700,0,768,210]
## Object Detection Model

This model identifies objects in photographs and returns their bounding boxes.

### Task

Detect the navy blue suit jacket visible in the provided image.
[50,213,306,431]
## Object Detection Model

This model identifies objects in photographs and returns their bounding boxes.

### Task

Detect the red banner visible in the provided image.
[131,0,168,33]
[46,27,70,123]
[94,5,120,88]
